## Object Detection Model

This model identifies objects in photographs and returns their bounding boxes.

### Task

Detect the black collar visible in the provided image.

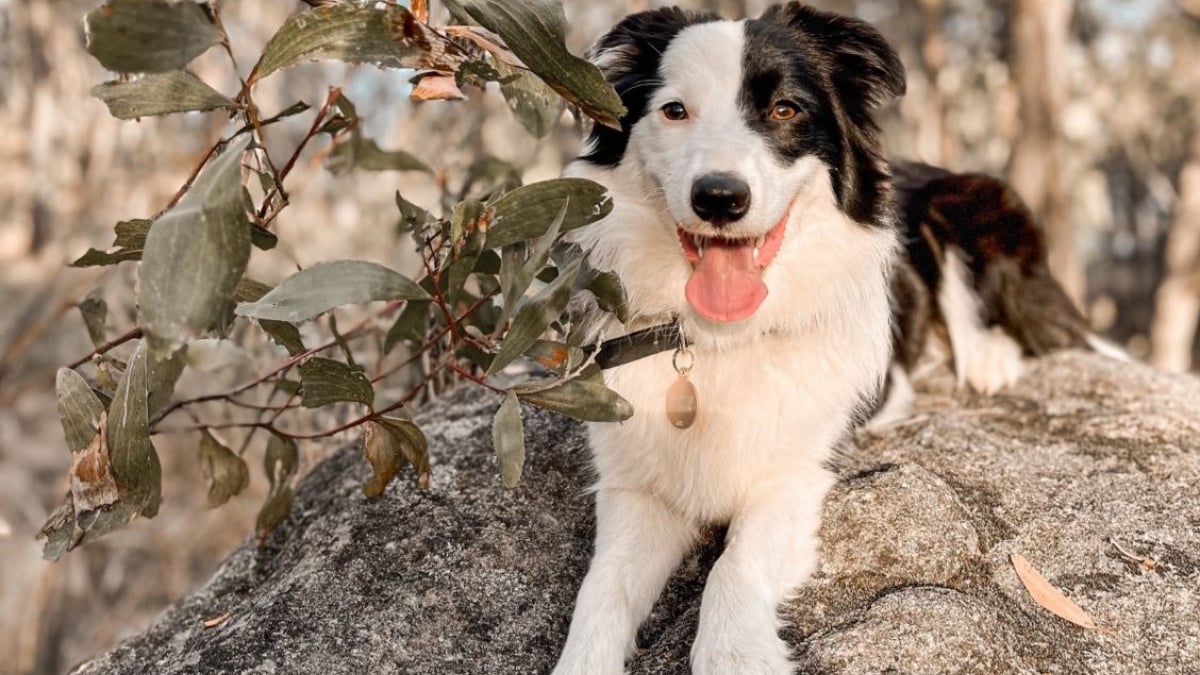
[592,321,681,370]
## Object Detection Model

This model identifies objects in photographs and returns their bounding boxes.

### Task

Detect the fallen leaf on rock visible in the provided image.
[1011,554,1113,635]
[202,612,231,629]
[1110,537,1160,573]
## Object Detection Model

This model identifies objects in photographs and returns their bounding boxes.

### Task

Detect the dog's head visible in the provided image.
[566,3,905,338]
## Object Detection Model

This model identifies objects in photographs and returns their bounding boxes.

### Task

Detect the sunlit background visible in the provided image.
[1,1,1197,672]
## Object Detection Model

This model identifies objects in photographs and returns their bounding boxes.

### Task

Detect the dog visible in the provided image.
[552,4,1111,673]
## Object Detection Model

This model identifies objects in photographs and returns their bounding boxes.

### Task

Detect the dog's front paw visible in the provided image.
[551,644,626,675]
[691,641,794,675]
[962,327,1023,394]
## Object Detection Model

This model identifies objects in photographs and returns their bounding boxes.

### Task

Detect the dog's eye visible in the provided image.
[769,102,800,121]
[661,102,688,121]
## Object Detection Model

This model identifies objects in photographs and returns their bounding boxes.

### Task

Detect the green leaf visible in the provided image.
[492,391,525,488]
[327,136,430,174]
[251,225,278,251]
[78,290,108,348]
[71,219,151,267]
[442,0,625,128]
[484,178,612,249]
[236,260,429,323]
[91,70,233,120]
[147,345,187,421]
[376,416,430,488]
[256,432,298,544]
[199,430,249,508]
[581,263,630,323]
[298,358,374,409]
[56,369,107,454]
[489,256,583,374]
[499,200,568,325]
[107,340,162,518]
[252,4,465,82]
[515,368,634,422]
[139,137,251,356]
[383,300,431,355]
[396,191,435,234]
[524,340,586,376]
[233,278,306,356]
[84,0,221,74]
[495,59,562,138]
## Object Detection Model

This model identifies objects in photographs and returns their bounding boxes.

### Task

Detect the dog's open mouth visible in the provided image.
[678,215,787,323]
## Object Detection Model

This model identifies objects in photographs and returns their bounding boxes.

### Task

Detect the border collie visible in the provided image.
[552,4,1107,673]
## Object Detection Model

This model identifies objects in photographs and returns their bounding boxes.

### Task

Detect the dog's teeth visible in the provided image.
[756,236,765,249]
[697,241,706,258]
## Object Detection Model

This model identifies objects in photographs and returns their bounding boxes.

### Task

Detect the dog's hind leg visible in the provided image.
[690,466,835,675]
[553,488,696,675]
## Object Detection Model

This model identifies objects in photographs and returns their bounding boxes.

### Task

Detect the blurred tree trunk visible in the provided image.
[1150,124,1200,373]
[913,0,954,165]
[1006,0,1083,306]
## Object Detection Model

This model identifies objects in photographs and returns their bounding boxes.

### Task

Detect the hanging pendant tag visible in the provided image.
[666,347,697,429]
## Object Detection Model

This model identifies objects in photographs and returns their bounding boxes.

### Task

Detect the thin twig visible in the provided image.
[66,327,143,369]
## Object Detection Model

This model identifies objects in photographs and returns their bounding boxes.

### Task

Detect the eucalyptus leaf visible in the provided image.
[361,420,405,498]
[376,416,430,487]
[515,368,634,422]
[233,278,305,356]
[299,358,374,409]
[485,178,612,250]
[199,430,249,508]
[581,263,630,323]
[56,368,106,454]
[396,191,435,234]
[235,261,429,323]
[71,219,151,267]
[253,4,466,82]
[139,137,251,356]
[107,340,162,518]
[495,59,562,138]
[492,391,525,488]
[78,291,108,348]
[499,201,568,325]
[441,0,625,128]
[256,432,298,543]
[327,137,430,174]
[84,0,220,74]
[384,300,431,355]
[92,70,232,120]
[489,257,583,374]
[147,345,187,421]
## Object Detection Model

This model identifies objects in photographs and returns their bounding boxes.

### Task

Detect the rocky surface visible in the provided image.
[72,353,1200,674]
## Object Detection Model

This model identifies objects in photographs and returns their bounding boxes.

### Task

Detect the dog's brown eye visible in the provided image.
[661,102,688,121]
[770,102,800,121]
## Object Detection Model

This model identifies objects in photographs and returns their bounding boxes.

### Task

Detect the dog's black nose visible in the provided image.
[691,173,751,225]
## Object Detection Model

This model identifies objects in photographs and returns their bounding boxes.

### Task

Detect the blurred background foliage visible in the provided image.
[1,0,1198,673]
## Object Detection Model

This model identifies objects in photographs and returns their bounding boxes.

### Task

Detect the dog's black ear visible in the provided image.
[767,2,906,111]
[580,8,719,166]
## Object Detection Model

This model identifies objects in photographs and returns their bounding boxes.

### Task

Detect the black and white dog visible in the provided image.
[552,4,1110,673]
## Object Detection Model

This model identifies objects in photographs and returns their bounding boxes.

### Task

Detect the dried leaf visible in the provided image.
[298,358,374,409]
[199,430,249,508]
[484,178,612,250]
[235,260,429,323]
[410,72,467,101]
[256,432,298,544]
[411,0,429,23]
[376,416,430,487]
[1011,554,1112,633]
[252,4,467,82]
[361,421,405,497]
[84,0,220,74]
[139,137,251,356]
[202,613,231,629]
[69,410,120,514]
[92,71,233,120]
[492,391,525,488]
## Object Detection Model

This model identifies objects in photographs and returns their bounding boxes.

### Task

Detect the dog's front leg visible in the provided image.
[553,488,696,675]
[690,470,834,675]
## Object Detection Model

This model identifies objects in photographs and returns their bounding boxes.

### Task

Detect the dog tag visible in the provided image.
[666,375,697,429]
[666,347,697,429]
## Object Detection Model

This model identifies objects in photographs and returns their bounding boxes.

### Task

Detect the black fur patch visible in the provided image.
[747,3,906,226]
[893,162,1090,356]
[580,8,719,167]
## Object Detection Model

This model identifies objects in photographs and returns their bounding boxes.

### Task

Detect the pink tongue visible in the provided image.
[684,241,768,322]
